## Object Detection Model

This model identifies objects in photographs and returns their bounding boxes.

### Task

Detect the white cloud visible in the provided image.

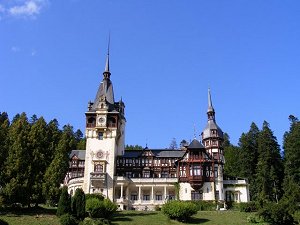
[9,1,42,17]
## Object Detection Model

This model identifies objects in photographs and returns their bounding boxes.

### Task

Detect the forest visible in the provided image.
[0,112,86,207]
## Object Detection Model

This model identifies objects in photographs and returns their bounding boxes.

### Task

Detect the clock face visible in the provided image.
[99,117,106,124]
[96,150,104,159]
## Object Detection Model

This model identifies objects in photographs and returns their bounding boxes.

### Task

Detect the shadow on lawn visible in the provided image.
[111,211,158,224]
[0,205,57,217]
[186,217,210,224]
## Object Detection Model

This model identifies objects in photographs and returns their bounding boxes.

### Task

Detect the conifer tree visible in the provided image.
[238,122,260,200]
[3,113,31,206]
[71,188,86,220]
[0,112,9,189]
[256,121,283,204]
[282,115,300,210]
[28,117,49,206]
[43,125,75,205]
[57,186,71,217]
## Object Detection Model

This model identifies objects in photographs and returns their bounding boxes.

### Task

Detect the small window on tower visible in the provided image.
[98,132,103,140]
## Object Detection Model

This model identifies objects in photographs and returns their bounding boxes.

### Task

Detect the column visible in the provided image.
[138,186,141,203]
[164,186,167,201]
[120,184,124,200]
[151,186,154,203]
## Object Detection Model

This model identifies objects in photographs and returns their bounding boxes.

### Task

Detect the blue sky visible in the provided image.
[1,0,300,149]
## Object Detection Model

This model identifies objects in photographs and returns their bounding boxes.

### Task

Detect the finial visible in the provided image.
[208,88,213,108]
[104,33,110,73]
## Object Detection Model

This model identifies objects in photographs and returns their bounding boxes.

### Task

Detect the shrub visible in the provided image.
[60,213,78,225]
[57,186,71,217]
[192,200,216,211]
[0,218,9,225]
[71,188,86,220]
[162,200,198,222]
[85,194,104,201]
[86,198,117,219]
[239,202,257,212]
[257,202,294,225]
[247,215,259,223]
[293,210,300,225]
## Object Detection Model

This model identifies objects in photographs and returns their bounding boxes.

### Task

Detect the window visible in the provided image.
[125,172,132,178]
[94,164,103,173]
[191,190,203,200]
[98,132,103,140]
[193,165,201,176]
[215,190,219,201]
[143,171,150,178]
[161,171,169,178]
[214,166,218,178]
[180,166,186,177]
[143,195,150,201]
[131,194,138,201]
[155,195,162,201]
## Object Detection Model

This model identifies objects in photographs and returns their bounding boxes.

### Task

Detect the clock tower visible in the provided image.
[83,50,126,199]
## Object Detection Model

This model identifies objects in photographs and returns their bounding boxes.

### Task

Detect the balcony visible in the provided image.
[90,172,106,180]
[130,177,178,184]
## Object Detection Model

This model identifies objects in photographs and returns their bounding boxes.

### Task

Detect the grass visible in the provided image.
[112,210,254,225]
[0,206,255,225]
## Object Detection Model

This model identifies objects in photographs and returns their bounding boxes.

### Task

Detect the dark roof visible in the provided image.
[188,139,205,149]
[70,150,86,160]
[121,149,185,158]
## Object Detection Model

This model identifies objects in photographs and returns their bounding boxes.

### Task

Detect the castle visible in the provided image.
[64,50,249,210]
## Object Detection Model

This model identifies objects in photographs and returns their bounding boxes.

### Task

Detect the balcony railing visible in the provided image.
[130,178,178,183]
[90,172,106,180]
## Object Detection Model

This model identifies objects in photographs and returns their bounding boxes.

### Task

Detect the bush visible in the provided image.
[293,210,300,225]
[0,218,9,225]
[86,198,117,219]
[85,194,104,202]
[162,200,198,222]
[57,186,71,217]
[82,217,110,225]
[239,202,257,212]
[192,200,216,211]
[257,202,294,225]
[247,215,259,223]
[71,188,86,220]
[60,213,78,225]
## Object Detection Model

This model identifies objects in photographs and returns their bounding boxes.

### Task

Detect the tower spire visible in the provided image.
[207,88,215,120]
[103,34,111,79]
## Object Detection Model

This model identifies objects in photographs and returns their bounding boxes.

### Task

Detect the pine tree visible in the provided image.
[71,188,85,220]
[28,117,49,206]
[57,186,71,217]
[0,112,9,189]
[282,115,300,211]
[238,122,260,200]
[3,113,32,206]
[43,126,74,205]
[224,145,241,177]
[256,121,283,204]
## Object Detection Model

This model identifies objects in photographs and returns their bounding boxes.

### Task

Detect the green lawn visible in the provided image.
[0,208,255,225]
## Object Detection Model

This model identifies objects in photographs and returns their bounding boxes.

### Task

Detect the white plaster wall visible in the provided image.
[224,186,249,202]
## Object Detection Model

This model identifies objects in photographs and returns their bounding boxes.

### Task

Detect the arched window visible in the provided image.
[94,164,103,173]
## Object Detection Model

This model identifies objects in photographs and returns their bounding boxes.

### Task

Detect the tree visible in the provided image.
[125,144,143,150]
[71,188,85,220]
[3,113,32,206]
[256,121,283,204]
[0,112,9,190]
[224,145,241,177]
[57,186,71,217]
[282,115,300,212]
[43,126,74,205]
[238,122,260,200]
[28,117,49,206]
[169,138,178,150]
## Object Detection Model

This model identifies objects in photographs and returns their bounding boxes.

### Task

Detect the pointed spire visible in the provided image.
[103,34,111,79]
[104,34,110,72]
[207,88,215,120]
